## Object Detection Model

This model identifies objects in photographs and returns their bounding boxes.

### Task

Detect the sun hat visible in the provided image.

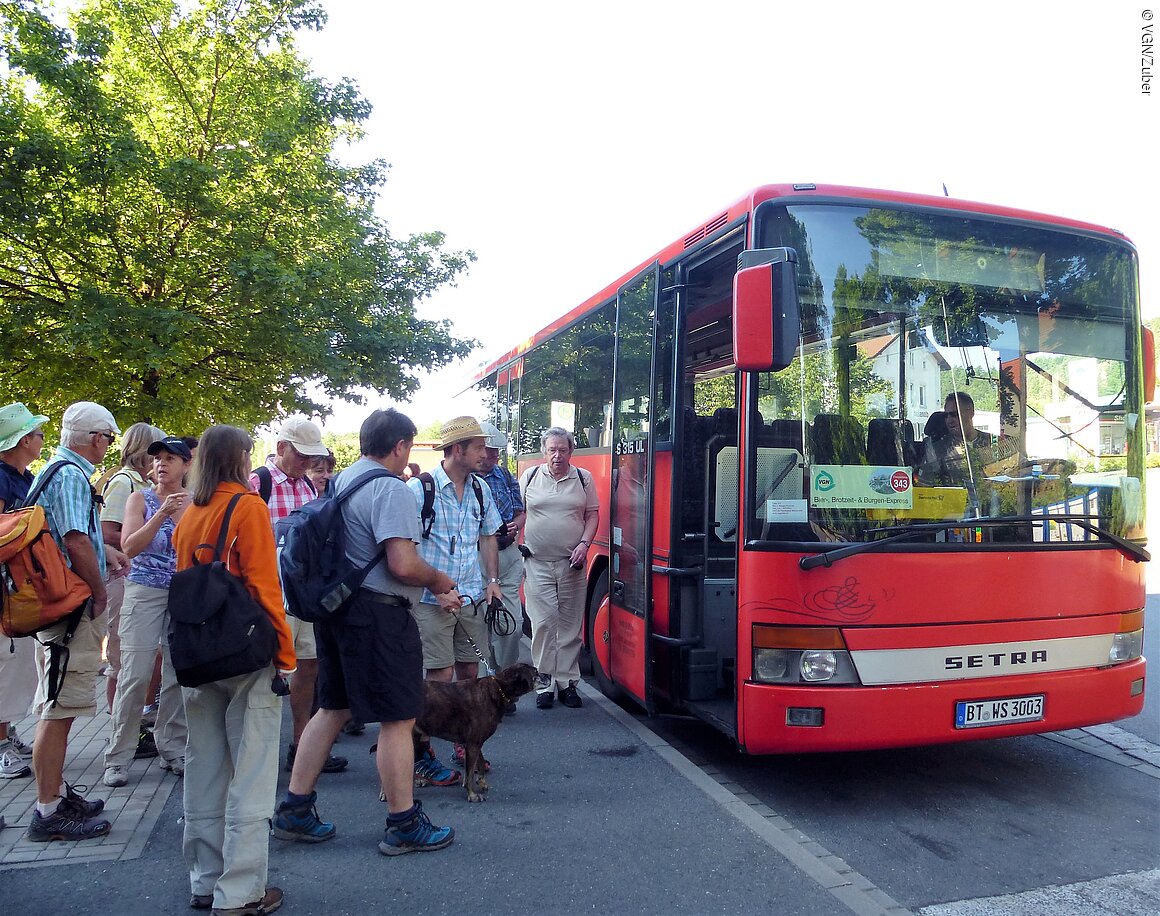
[479,420,507,450]
[147,436,194,461]
[437,416,486,450]
[0,403,49,452]
[275,417,329,457]
[61,401,120,438]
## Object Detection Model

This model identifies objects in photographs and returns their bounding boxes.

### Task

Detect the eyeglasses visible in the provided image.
[90,431,117,444]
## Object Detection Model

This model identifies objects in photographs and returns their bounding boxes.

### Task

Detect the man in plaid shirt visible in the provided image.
[250,417,348,775]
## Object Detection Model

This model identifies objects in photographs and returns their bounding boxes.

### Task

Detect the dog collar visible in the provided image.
[492,678,510,704]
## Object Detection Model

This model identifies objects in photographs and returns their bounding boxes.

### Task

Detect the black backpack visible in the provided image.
[273,467,395,623]
[167,493,278,688]
[418,471,485,541]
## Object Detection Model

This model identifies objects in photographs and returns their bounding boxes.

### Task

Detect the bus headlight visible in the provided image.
[800,650,838,681]
[754,648,789,681]
[1108,628,1143,664]
[751,625,862,685]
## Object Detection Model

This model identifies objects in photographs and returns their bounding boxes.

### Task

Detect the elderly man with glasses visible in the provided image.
[24,401,131,842]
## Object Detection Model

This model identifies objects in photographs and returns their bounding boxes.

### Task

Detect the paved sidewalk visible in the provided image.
[0,677,828,916]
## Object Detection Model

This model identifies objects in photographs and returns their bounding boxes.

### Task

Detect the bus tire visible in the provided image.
[586,569,622,701]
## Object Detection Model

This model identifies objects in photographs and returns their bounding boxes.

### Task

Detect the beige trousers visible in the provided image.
[523,556,585,692]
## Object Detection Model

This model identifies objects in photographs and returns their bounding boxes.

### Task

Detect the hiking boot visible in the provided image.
[503,701,517,716]
[102,765,129,787]
[558,683,583,708]
[62,783,105,817]
[413,749,462,787]
[190,894,213,910]
[536,690,554,709]
[26,803,111,842]
[209,886,283,916]
[342,719,365,737]
[0,744,31,779]
[285,743,348,774]
[141,703,158,729]
[272,792,336,843]
[451,743,490,771]
[159,756,185,777]
[378,803,454,856]
[134,729,159,759]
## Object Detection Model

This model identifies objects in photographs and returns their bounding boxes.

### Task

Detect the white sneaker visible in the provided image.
[102,764,129,787]
[0,745,31,779]
[7,728,33,758]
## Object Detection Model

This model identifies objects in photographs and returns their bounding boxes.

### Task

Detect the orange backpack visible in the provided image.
[0,464,93,640]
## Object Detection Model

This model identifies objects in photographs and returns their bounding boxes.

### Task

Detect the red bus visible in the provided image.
[475,184,1149,753]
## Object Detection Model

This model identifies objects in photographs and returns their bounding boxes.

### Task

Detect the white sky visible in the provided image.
[296,0,1157,434]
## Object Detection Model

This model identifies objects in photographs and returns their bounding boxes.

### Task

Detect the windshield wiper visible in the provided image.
[799,515,1149,570]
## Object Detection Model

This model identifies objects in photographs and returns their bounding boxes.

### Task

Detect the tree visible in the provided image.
[0,0,475,433]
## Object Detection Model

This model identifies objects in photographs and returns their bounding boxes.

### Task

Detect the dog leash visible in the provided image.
[454,608,496,678]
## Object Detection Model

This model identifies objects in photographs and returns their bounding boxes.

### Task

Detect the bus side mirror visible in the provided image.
[1144,326,1156,403]
[733,248,800,372]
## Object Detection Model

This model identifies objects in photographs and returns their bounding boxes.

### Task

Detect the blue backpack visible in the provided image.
[274,468,394,622]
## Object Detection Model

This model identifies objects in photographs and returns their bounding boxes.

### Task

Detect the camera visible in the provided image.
[271,674,290,697]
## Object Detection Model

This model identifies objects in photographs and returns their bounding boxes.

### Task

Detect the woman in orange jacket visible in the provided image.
[172,425,294,916]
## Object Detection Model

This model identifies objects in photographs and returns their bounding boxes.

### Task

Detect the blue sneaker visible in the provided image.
[272,792,336,843]
[413,749,462,787]
[378,802,454,856]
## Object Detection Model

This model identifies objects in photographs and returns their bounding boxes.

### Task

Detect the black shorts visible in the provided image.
[315,591,424,723]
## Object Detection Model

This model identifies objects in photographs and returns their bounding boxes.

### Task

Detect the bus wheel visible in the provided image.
[586,569,622,701]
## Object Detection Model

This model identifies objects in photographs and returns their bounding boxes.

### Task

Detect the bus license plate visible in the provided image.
[955,694,1044,729]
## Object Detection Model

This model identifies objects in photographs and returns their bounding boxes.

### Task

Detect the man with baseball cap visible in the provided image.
[477,421,527,699]
[25,401,130,842]
[0,403,50,780]
[250,417,347,776]
[406,417,504,785]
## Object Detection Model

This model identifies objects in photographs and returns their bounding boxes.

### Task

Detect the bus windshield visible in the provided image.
[745,202,1145,546]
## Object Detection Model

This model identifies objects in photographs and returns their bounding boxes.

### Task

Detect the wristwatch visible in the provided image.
[487,577,501,584]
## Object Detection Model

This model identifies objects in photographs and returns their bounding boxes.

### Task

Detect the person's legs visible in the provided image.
[377,718,416,813]
[556,563,587,688]
[286,709,347,796]
[286,616,318,746]
[215,668,281,909]
[154,641,187,766]
[105,582,165,773]
[524,558,561,694]
[32,718,72,804]
[182,681,229,901]
[488,546,525,671]
[103,576,125,712]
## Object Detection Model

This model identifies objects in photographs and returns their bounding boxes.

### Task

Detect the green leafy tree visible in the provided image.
[0,0,475,433]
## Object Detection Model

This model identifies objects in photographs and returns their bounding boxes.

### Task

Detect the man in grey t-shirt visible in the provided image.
[273,409,463,856]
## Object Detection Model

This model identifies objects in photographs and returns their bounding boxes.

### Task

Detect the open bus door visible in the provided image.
[590,264,660,707]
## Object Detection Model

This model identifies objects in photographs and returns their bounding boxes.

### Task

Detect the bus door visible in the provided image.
[603,264,660,705]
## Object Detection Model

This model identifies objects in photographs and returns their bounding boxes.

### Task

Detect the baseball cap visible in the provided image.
[275,416,329,457]
[147,436,194,461]
[479,420,507,450]
[61,401,120,438]
[437,416,485,450]
[0,403,49,452]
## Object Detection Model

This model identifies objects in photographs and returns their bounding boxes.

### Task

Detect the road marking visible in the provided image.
[917,868,1160,915]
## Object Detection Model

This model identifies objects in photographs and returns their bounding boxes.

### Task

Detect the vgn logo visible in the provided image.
[814,470,836,492]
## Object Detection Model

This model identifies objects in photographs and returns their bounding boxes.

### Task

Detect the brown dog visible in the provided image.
[415,662,550,802]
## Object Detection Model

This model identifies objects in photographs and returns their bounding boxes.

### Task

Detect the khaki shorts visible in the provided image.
[34,615,103,720]
[410,601,489,671]
[287,614,318,661]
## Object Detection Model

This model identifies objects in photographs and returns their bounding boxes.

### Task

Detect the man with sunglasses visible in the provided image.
[250,417,348,776]
[25,401,130,842]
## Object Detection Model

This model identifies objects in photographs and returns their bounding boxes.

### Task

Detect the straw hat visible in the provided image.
[437,416,485,450]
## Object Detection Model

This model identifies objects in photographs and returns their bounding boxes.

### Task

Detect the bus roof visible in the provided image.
[472,182,1133,382]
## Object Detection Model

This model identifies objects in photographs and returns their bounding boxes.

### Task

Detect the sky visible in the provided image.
[294,0,1157,434]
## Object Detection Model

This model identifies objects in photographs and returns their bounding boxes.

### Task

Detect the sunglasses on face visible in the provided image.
[90,431,117,444]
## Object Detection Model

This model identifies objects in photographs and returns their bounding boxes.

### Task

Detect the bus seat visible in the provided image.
[762,418,804,452]
[711,407,737,441]
[923,411,947,440]
[866,418,918,467]
[809,414,865,465]
[681,409,709,533]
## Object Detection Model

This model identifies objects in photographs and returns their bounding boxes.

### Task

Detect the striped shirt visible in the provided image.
[29,446,105,577]
[480,464,523,523]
